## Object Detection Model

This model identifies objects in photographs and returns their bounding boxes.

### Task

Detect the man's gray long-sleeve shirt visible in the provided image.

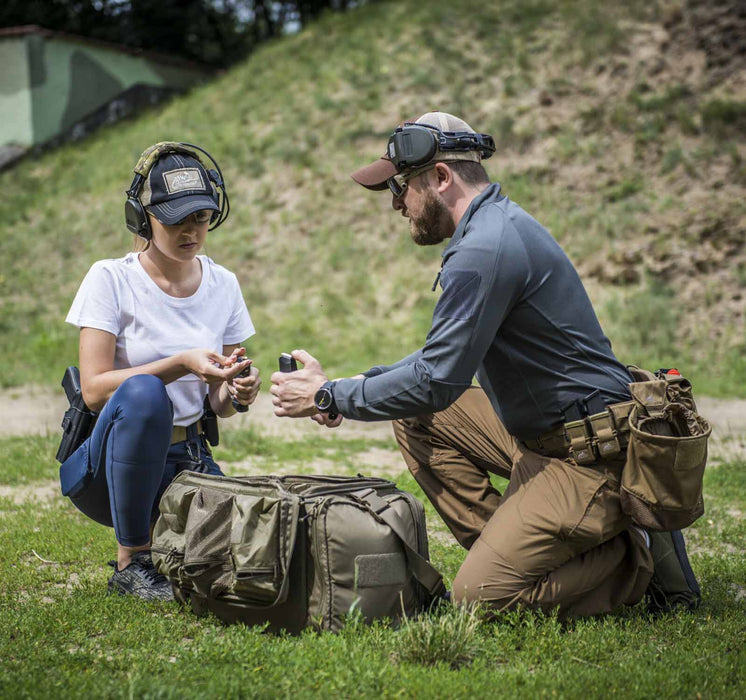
[333,184,633,441]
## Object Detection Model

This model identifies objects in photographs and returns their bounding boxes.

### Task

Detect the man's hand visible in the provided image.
[311,412,344,428]
[270,349,329,418]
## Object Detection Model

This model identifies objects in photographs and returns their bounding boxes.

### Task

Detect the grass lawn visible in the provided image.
[1,430,744,699]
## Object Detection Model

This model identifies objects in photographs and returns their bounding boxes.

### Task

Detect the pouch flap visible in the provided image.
[628,380,668,415]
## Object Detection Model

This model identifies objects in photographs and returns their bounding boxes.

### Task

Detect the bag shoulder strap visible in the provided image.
[353,488,446,599]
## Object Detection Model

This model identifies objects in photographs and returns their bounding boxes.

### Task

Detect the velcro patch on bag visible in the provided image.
[354,553,407,588]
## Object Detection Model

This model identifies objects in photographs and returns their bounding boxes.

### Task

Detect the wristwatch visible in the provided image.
[314,380,338,417]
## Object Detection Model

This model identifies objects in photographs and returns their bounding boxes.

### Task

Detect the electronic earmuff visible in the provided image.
[124,189,152,240]
[124,141,230,240]
[386,123,496,171]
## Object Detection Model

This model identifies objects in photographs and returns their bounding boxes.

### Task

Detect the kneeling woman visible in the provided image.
[60,142,259,600]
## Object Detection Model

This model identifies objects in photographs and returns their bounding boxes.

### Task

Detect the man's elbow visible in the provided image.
[428,381,470,413]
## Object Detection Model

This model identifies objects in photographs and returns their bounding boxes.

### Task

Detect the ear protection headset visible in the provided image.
[124,141,231,240]
[386,123,496,171]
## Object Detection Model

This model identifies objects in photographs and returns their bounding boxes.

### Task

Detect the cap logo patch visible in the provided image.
[163,168,204,194]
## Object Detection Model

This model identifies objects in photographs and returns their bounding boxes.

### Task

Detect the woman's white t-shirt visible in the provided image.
[66,253,255,426]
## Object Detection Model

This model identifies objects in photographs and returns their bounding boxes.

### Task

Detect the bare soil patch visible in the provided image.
[2,387,742,508]
[0,385,394,441]
[5,385,743,445]
[0,480,59,505]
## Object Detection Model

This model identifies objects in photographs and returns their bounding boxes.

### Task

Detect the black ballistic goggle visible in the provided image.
[386,123,496,170]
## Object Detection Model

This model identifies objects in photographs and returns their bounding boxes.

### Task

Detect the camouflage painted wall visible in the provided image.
[0,37,33,147]
[0,30,212,151]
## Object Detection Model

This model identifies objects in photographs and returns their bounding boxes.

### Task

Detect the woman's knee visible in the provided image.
[111,375,172,428]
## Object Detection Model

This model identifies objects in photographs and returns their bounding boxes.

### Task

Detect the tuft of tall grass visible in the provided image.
[392,601,484,669]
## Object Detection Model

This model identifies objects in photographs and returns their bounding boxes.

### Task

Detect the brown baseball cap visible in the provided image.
[350,111,483,191]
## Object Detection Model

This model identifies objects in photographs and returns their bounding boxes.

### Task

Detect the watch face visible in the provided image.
[315,387,333,411]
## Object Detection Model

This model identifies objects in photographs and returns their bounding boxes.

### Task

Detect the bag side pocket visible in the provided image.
[181,488,234,597]
[152,482,199,581]
[229,494,285,604]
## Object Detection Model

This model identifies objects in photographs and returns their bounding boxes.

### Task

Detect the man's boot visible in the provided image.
[646,529,701,615]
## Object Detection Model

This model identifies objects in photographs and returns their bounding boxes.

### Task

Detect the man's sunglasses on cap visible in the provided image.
[386,123,496,171]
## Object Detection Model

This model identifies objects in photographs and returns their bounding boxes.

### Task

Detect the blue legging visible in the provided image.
[66,375,222,546]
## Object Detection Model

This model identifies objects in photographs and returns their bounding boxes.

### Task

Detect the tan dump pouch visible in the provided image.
[620,377,711,531]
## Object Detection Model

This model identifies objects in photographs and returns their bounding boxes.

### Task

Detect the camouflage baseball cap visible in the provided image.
[351,111,483,191]
[140,151,219,224]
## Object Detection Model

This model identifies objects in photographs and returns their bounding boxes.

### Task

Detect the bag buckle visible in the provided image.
[352,488,390,515]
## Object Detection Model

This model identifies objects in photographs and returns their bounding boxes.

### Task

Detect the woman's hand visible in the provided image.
[179,348,235,384]
[227,357,261,408]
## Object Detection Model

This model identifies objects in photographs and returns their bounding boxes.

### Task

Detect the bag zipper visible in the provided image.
[234,566,277,580]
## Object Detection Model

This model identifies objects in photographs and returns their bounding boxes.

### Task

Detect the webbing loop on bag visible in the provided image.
[353,487,390,514]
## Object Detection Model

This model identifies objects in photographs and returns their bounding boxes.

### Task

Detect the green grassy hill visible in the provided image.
[2,0,745,395]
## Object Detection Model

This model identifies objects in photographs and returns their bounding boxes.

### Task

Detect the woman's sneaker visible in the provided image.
[107,551,174,601]
[646,530,701,615]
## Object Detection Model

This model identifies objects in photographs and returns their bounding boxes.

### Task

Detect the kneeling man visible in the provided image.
[271,112,700,618]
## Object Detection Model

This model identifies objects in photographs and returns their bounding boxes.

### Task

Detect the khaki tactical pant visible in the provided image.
[393,386,654,617]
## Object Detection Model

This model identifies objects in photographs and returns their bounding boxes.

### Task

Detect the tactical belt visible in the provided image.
[171,420,203,445]
[523,399,635,465]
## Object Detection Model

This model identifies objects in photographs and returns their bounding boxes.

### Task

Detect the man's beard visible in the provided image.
[409,189,454,246]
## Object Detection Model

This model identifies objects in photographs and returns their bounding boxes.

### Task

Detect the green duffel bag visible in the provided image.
[152,472,446,633]
[620,368,712,531]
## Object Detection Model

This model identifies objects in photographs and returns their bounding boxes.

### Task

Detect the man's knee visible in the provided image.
[451,538,524,610]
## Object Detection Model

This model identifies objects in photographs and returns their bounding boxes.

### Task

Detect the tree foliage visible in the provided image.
[0,0,355,66]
